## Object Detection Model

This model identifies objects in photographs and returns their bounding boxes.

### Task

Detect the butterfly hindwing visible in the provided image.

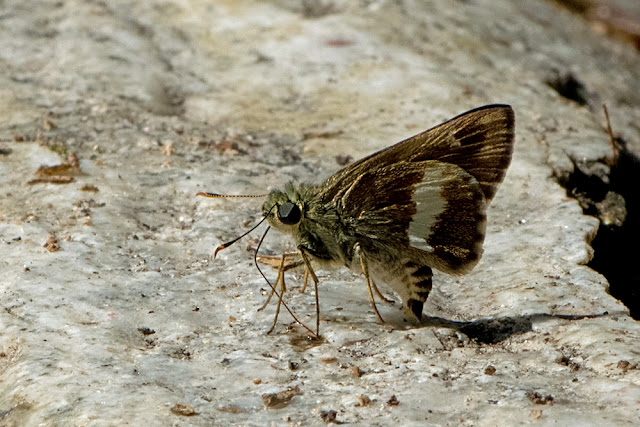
[338,160,487,274]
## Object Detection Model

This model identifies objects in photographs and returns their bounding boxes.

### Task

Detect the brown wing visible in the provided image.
[320,104,515,205]
[337,160,487,274]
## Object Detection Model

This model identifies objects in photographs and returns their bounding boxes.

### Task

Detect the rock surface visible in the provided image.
[1,0,639,425]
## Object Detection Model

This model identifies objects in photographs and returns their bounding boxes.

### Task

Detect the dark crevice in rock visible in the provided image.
[554,137,640,320]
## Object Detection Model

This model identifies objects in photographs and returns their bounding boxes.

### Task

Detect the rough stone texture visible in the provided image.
[1,0,639,425]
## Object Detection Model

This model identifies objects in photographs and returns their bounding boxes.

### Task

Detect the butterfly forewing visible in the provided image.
[321,104,514,205]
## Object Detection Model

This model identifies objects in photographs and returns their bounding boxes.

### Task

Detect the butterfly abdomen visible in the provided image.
[366,254,434,321]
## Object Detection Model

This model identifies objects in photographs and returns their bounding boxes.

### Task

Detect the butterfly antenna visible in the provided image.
[197,192,268,198]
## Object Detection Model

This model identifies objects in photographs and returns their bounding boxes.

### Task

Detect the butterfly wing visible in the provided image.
[321,104,514,205]
[336,160,487,274]
[319,104,514,275]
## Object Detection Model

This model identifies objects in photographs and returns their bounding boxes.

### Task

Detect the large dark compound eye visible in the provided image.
[277,202,301,225]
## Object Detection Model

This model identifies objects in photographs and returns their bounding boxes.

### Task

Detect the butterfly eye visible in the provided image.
[277,201,301,225]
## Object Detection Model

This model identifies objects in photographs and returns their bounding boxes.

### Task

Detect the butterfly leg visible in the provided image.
[403,263,433,322]
[266,254,288,334]
[300,267,309,294]
[371,279,395,305]
[258,253,287,312]
[298,246,321,336]
[354,243,385,323]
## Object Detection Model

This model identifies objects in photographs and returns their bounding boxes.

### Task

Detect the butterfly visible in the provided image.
[200,104,515,336]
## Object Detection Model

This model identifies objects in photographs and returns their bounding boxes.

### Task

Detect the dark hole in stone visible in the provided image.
[554,137,640,320]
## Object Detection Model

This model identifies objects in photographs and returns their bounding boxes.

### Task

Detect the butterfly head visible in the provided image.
[262,183,306,233]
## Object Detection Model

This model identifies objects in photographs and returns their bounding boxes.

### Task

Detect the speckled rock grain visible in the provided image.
[1,1,639,425]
